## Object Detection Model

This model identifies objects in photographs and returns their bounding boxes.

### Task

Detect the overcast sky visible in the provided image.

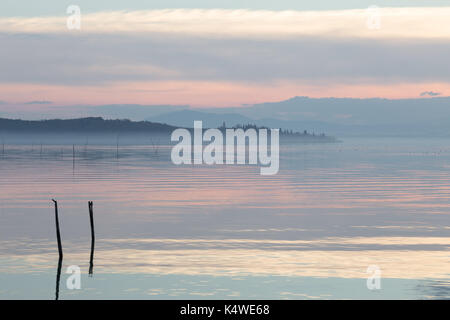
[2,1,450,16]
[1,1,449,110]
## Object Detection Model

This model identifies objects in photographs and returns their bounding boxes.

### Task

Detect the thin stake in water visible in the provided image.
[116,134,119,159]
[52,199,63,300]
[52,199,63,258]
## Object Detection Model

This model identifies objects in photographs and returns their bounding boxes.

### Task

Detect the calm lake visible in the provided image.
[0,137,449,299]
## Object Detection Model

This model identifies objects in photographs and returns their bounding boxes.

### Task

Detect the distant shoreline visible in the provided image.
[0,117,337,143]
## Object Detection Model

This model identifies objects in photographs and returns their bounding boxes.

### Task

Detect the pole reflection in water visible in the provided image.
[88,201,95,276]
[55,256,62,300]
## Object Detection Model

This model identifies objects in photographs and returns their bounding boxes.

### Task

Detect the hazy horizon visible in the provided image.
[2,96,450,137]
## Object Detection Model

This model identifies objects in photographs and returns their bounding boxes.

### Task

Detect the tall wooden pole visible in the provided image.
[52,199,63,258]
[52,199,63,300]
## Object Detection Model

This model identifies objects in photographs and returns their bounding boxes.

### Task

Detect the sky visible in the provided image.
[1,1,450,110]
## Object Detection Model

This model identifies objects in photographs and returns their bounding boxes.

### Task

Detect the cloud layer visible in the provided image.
[1,33,449,85]
[2,8,450,39]
[1,8,450,106]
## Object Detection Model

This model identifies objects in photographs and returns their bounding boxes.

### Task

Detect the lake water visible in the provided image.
[0,137,449,299]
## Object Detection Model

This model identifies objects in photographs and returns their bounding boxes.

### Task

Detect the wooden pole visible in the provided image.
[116,135,119,159]
[52,199,63,259]
[52,199,63,300]
[88,201,95,275]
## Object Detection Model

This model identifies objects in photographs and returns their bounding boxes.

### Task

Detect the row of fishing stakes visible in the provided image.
[51,199,96,300]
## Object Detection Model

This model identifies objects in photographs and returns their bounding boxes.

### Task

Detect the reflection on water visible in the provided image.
[88,201,95,276]
[0,138,449,299]
[2,237,450,279]
[55,256,62,301]
[417,279,450,299]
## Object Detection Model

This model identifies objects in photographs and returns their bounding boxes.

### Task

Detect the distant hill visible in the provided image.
[0,116,336,141]
[147,96,450,137]
[0,117,178,133]
[209,96,450,136]
[147,109,253,128]
[147,109,341,135]
[3,96,450,136]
